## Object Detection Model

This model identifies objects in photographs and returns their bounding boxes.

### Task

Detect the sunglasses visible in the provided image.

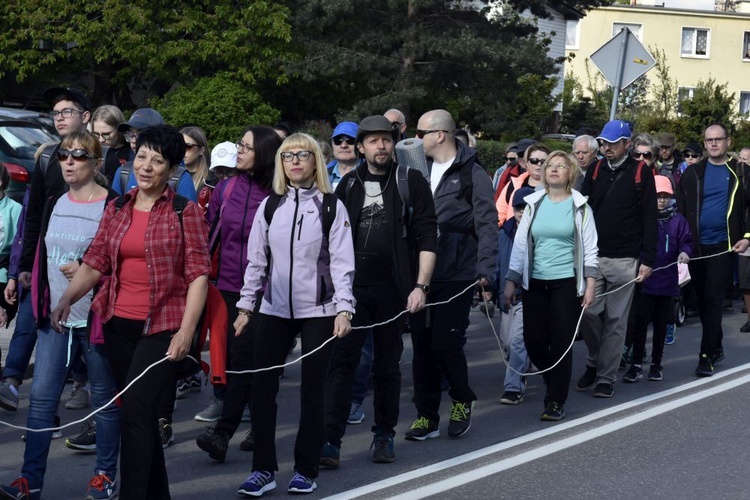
[184,143,199,151]
[333,136,355,146]
[527,157,546,165]
[683,152,701,159]
[415,129,446,139]
[503,156,518,164]
[57,148,94,162]
[632,151,653,160]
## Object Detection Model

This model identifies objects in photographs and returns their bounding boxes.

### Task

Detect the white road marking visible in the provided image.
[323,362,750,500]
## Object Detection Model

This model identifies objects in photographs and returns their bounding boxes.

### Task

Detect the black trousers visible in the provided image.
[522,278,580,405]
[632,291,672,367]
[103,317,178,500]
[689,242,732,357]
[251,314,335,479]
[410,281,476,424]
[325,283,404,447]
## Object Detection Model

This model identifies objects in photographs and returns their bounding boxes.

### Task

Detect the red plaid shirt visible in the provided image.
[83,188,210,335]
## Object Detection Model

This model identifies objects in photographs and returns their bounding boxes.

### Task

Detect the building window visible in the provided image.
[612,22,642,40]
[743,32,750,60]
[566,20,580,49]
[741,92,750,118]
[677,87,695,114]
[681,27,710,58]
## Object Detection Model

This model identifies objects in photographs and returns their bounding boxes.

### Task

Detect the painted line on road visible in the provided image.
[323,362,750,500]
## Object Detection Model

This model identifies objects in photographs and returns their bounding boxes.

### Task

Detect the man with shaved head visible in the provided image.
[384,108,407,140]
[405,109,498,441]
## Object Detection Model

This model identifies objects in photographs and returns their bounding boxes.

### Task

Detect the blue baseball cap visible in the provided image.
[331,121,358,139]
[596,120,632,143]
[512,187,535,208]
[117,108,164,132]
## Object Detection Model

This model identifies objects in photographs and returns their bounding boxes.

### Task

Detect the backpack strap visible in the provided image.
[591,159,605,182]
[119,162,133,194]
[169,166,186,191]
[263,193,283,227]
[39,143,58,176]
[171,194,188,230]
[321,193,337,240]
[634,161,644,189]
[457,164,473,206]
[395,164,411,238]
[208,176,239,253]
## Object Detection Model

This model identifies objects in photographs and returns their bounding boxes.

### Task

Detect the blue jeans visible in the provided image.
[501,302,530,392]
[1,288,36,382]
[22,323,119,490]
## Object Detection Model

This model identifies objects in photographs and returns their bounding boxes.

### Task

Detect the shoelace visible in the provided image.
[450,403,469,421]
[411,416,431,429]
[10,477,30,495]
[369,434,392,450]
[248,472,271,486]
[291,473,312,486]
[89,474,113,491]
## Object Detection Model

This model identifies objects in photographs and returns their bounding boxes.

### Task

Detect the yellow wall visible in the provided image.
[568,5,750,115]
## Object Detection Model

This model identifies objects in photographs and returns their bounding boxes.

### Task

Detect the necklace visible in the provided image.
[363,166,394,198]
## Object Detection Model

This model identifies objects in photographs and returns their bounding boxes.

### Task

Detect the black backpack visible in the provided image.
[263,192,339,240]
[119,161,185,194]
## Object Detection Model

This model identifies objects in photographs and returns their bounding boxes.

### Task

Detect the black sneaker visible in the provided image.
[66,420,96,453]
[320,442,340,469]
[593,383,614,398]
[404,417,440,441]
[370,430,395,464]
[741,321,750,333]
[540,401,566,421]
[447,401,473,438]
[695,354,714,377]
[576,366,597,391]
[499,391,524,405]
[622,364,643,383]
[239,429,254,452]
[711,350,725,364]
[159,418,174,449]
[648,364,663,381]
[196,428,228,463]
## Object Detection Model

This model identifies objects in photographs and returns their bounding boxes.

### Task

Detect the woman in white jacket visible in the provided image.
[503,151,598,422]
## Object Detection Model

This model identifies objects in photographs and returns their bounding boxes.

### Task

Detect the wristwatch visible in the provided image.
[338,310,353,321]
[415,283,431,294]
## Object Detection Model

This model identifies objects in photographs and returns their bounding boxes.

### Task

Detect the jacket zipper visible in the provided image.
[288,189,300,319]
[297,214,304,241]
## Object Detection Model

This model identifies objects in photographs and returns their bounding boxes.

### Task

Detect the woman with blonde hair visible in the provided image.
[91,105,132,183]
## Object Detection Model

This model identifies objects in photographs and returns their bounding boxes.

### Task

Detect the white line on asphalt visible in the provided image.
[323,362,750,500]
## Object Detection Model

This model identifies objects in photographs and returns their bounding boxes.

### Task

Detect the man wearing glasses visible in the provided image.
[577,119,657,399]
[676,123,750,376]
[327,122,360,189]
[384,109,407,141]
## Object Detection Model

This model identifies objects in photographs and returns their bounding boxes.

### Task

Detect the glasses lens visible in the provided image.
[684,153,699,158]
[528,158,544,165]
[185,143,197,150]
[57,149,90,162]
[333,136,354,146]
[298,151,311,161]
[634,151,652,159]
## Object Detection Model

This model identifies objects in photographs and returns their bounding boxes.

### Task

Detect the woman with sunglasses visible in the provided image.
[233,133,355,497]
[632,133,673,187]
[677,142,704,183]
[181,126,213,198]
[495,143,550,226]
[0,131,122,500]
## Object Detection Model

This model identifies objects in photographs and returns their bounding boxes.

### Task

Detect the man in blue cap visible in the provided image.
[577,119,657,398]
[327,121,360,189]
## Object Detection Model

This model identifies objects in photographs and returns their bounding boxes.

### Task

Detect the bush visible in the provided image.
[475,140,512,173]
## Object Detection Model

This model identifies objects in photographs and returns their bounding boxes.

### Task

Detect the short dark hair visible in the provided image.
[135,125,185,168]
[273,122,292,137]
[243,125,283,190]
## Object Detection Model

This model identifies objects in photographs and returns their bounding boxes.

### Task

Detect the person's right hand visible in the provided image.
[50,299,72,333]
[4,279,17,305]
[18,272,31,290]
[233,314,249,337]
[503,281,517,310]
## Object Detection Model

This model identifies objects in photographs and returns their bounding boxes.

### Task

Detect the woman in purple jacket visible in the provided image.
[194,127,282,452]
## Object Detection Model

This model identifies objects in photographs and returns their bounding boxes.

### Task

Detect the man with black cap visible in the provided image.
[322,115,437,466]
[327,121,360,189]
[657,132,682,179]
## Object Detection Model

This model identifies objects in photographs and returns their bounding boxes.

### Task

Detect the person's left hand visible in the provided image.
[581,282,596,309]
[406,288,426,313]
[677,252,690,264]
[635,264,652,283]
[167,329,193,361]
[59,261,80,281]
[733,239,750,254]
[333,314,351,338]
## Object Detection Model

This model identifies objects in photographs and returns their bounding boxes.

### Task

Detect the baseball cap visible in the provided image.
[43,87,92,112]
[596,120,632,143]
[654,175,673,196]
[210,141,237,170]
[510,138,536,155]
[356,115,398,143]
[656,132,676,148]
[331,121,358,140]
[682,141,703,156]
[512,187,535,208]
[117,108,164,132]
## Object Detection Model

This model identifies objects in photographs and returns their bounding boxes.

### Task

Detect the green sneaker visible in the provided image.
[404,416,440,441]
[447,401,474,438]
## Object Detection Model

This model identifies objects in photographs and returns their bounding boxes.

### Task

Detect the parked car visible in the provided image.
[0,119,59,203]
[0,106,57,136]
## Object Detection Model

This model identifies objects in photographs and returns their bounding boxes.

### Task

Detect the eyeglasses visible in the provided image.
[657,195,671,201]
[503,156,518,164]
[683,152,701,159]
[632,151,653,160]
[415,130,445,139]
[546,163,571,170]
[92,131,116,141]
[527,157,546,165]
[236,141,255,153]
[704,137,727,144]
[57,148,95,162]
[280,150,313,162]
[332,136,355,146]
[124,130,139,142]
[50,108,84,119]
[185,143,199,151]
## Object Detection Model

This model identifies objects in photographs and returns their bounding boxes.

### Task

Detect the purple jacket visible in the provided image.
[642,205,693,296]
[207,174,272,293]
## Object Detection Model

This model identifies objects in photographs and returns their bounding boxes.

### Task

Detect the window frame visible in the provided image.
[681,26,711,59]
[740,91,750,119]
[743,31,750,61]
[612,22,643,41]
[565,19,581,50]
[677,87,696,116]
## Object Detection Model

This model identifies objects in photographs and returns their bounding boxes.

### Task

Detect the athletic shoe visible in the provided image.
[622,364,643,383]
[175,378,191,399]
[0,380,19,412]
[196,428,228,463]
[347,402,365,424]
[65,386,90,410]
[194,396,223,422]
[84,472,116,500]
[648,364,663,381]
[319,442,340,469]
[478,301,496,317]
[241,407,251,423]
[741,321,750,333]
[499,391,524,405]
[23,416,62,441]
[576,366,597,391]
[712,350,725,364]
[695,354,714,377]
[238,471,275,497]
[665,324,676,344]
[371,430,395,464]
[66,420,96,452]
[404,416,440,441]
[540,401,566,421]
[188,374,202,392]
[240,429,255,452]
[288,472,317,494]
[593,383,614,398]
[447,400,473,438]
[0,476,40,500]
[159,418,174,448]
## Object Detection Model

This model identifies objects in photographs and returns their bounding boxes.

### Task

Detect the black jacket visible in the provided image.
[676,157,750,256]
[335,163,437,302]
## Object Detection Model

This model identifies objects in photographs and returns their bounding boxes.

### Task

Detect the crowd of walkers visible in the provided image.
[0,85,749,500]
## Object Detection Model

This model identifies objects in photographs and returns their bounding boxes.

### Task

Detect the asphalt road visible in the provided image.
[2,300,750,499]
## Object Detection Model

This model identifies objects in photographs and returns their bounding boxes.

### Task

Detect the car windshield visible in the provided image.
[0,124,57,160]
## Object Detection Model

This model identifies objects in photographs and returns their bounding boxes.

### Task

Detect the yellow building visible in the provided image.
[566,3,750,117]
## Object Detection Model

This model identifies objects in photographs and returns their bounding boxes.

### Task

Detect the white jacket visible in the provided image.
[506,189,598,296]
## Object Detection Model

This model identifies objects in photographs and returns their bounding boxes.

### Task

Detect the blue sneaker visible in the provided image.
[238,471,276,497]
[0,476,41,500]
[288,472,317,494]
[665,324,675,345]
[85,472,116,500]
[347,402,365,424]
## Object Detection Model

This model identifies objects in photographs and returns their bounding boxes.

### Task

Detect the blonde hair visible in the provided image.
[542,150,580,193]
[180,126,210,190]
[272,133,332,195]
